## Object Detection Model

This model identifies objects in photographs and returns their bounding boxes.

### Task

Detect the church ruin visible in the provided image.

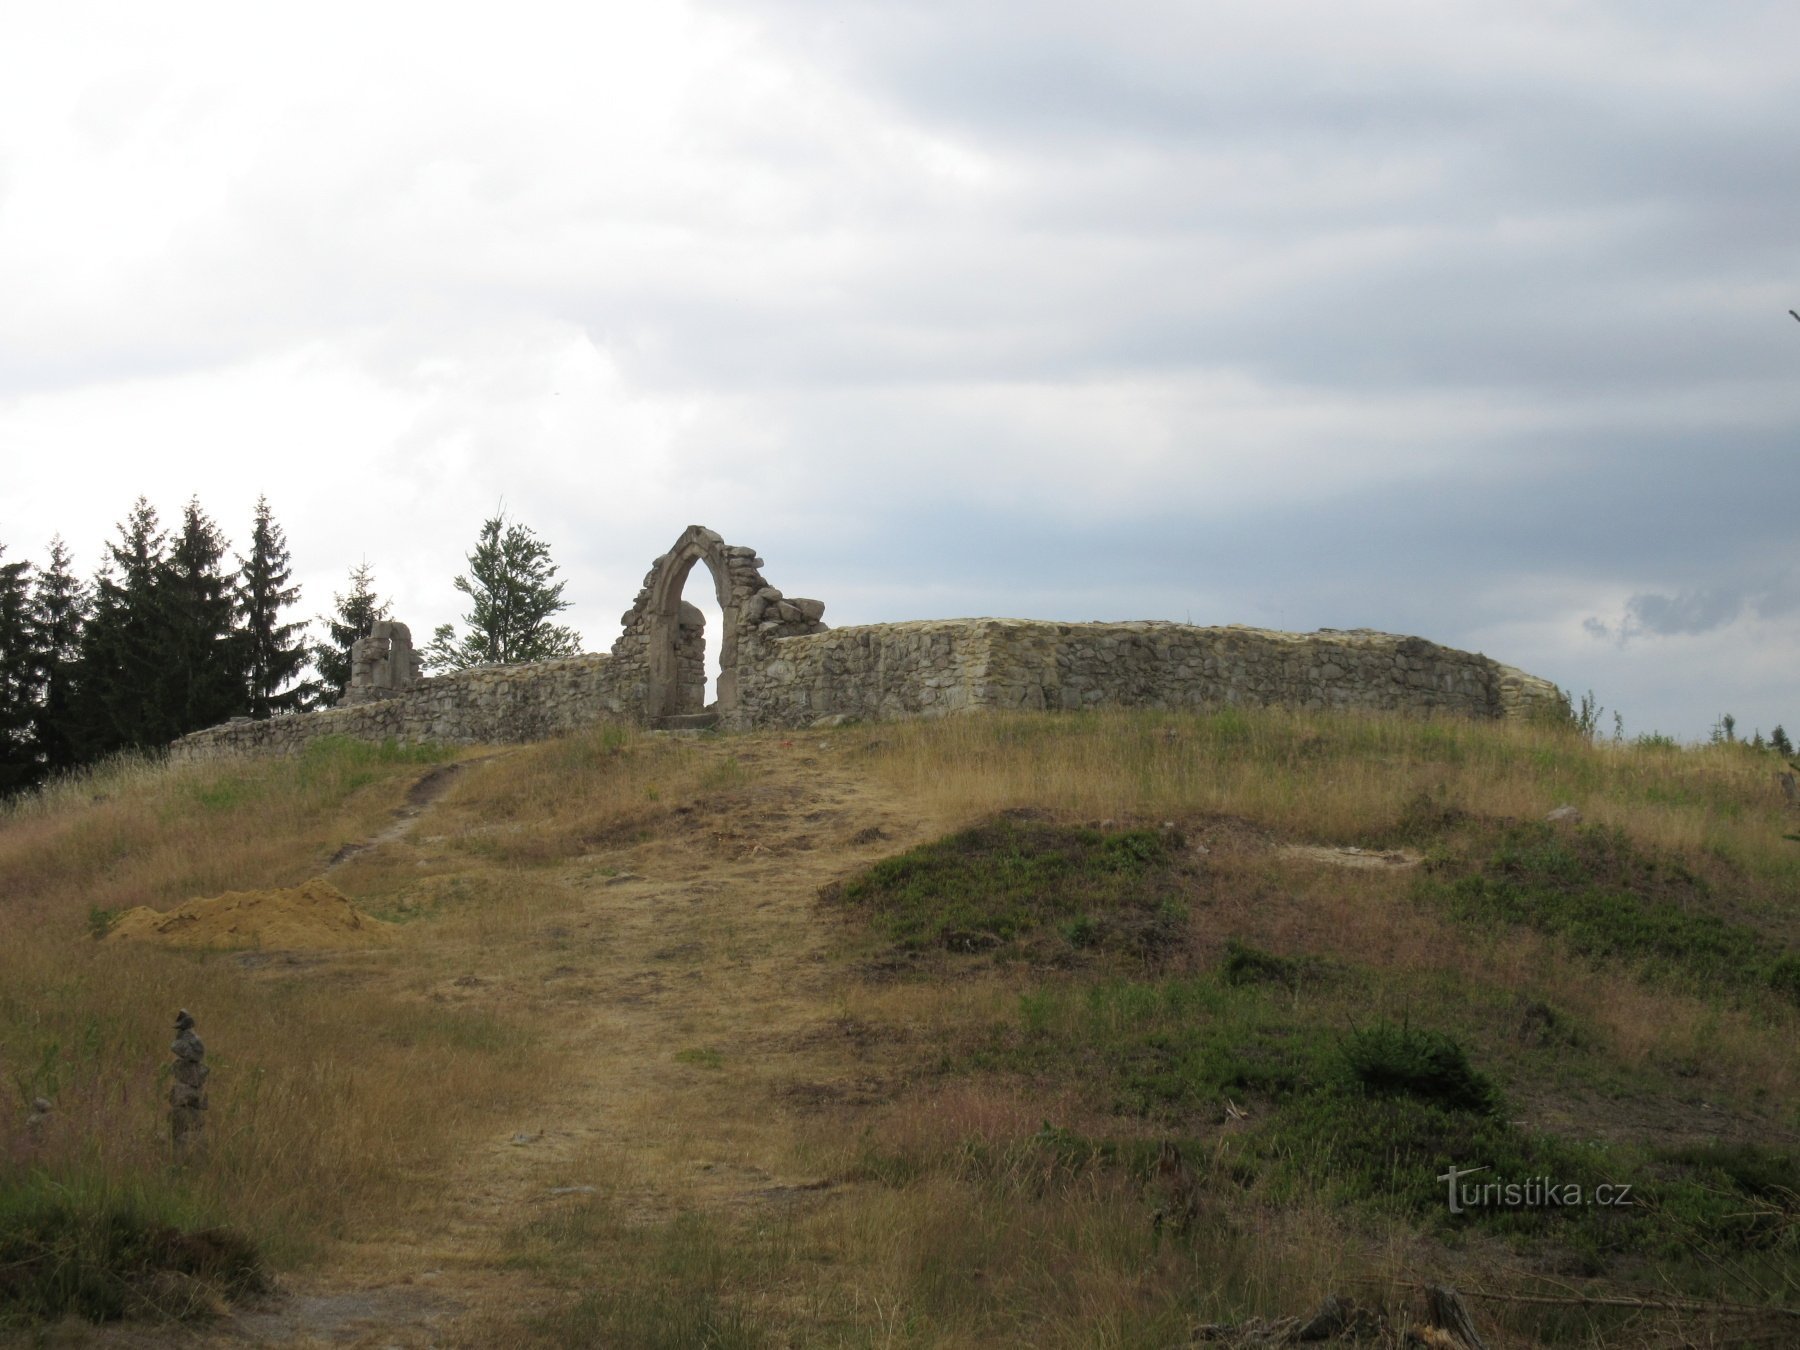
[169,525,1567,760]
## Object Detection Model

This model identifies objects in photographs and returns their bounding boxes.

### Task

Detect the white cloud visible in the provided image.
[2,0,1796,741]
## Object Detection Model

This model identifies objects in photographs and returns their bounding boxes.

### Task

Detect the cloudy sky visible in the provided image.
[3,0,1796,740]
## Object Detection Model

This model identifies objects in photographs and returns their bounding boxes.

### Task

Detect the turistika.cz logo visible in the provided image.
[1437,1165,1635,1215]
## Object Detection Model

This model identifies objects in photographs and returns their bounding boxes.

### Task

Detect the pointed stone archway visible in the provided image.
[610,526,829,728]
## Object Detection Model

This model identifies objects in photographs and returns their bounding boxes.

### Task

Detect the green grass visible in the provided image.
[825,817,1192,960]
[513,1203,768,1348]
[0,1170,264,1326]
[956,958,1797,1278]
[1421,822,1799,1002]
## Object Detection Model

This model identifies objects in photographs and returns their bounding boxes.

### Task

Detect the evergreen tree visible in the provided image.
[1772,725,1793,758]
[236,496,312,716]
[312,561,390,703]
[29,537,89,776]
[159,497,246,736]
[0,544,40,793]
[424,512,582,672]
[75,498,169,757]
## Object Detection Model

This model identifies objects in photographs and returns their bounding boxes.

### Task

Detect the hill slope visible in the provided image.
[1,713,1796,1346]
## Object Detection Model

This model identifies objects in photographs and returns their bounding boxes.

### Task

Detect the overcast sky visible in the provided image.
[4,1,1796,740]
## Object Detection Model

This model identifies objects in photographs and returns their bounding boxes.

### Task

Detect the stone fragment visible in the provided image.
[169,1008,209,1163]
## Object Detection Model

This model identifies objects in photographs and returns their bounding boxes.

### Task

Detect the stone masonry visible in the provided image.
[168,525,1567,761]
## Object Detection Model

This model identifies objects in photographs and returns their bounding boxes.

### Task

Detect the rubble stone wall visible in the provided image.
[167,525,1568,762]
[167,655,629,762]
[171,619,1562,762]
[736,619,1565,729]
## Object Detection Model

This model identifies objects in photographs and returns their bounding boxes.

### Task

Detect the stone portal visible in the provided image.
[610,526,829,728]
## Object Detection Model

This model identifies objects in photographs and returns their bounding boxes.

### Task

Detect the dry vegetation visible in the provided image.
[0,711,1795,1345]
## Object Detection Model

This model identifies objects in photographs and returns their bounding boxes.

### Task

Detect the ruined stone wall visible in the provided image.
[170,620,1564,761]
[168,655,629,762]
[168,523,1569,761]
[735,619,1566,729]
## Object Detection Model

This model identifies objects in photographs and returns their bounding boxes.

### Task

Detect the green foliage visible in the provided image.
[28,537,88,778]
[311,560,390,704]
[1572,688,1604,740]
[234,496,312,717]
[990,975,1336,1117]
[1338,1023,1502,1115]
[158,498,248,737]
[0,542,38,795]
[1657,1141,1800,1204]
[827,818,1191,960]
[1219,939,1324,990]
[0,1171,265,1325]
[1422,823,1796,997]
[973,967,1798,1272]
[424,512,582,672]
[71,498,168,759]
[1767,955,1800,1008]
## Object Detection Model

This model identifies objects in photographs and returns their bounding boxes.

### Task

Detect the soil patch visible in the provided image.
[105,879,393,951]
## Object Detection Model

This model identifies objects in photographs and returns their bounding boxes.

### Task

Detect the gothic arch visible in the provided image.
[611,526,829,727]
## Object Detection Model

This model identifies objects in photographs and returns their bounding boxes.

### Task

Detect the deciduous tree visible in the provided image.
[425,512,582,672]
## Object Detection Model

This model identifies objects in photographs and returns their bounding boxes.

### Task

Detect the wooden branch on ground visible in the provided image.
[1383,1279,1799,1320]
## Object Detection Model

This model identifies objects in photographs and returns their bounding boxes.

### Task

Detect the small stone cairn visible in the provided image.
[169,1008,209,1162]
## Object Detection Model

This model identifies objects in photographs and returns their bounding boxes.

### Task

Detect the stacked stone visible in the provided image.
[607,527,829,729]
[346,620,424,705]
[169,1008,209,1163]
[737,619,1569,730]
[167,528,1567,756]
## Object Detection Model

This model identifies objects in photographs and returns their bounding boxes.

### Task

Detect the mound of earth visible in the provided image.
[106,878,392,951]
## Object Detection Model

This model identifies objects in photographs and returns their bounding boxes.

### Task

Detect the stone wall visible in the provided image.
[736,619,1565,728]
[167,526,1569,761]
[168,655,630,762]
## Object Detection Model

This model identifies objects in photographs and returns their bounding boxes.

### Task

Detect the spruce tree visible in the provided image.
[29,537,88,776]
[75,498,169,757]
[236,496,311,716]
[0,544,40,793]
[159,497,246,736]
[312,561,391,703]
[424,512,582,672]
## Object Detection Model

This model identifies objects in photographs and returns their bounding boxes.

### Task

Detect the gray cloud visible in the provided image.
[1586,573,1800,643]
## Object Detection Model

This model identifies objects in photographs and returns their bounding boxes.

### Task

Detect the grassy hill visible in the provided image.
[0,710,1795,1346]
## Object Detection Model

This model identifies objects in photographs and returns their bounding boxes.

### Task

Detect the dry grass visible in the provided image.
[2,710,1796,1342]
[859,708,1800,873]
[0,738,562,1271]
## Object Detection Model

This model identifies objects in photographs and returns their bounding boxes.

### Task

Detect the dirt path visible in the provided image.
[201,735,945,1346]
[323,756,501,870]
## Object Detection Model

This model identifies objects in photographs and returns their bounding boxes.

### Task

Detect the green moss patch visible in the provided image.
[824,816,1193,961]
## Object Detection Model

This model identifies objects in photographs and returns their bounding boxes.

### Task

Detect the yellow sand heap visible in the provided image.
[106,878,393,950]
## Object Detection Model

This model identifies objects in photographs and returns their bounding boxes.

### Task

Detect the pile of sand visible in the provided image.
[106,878,393,950]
